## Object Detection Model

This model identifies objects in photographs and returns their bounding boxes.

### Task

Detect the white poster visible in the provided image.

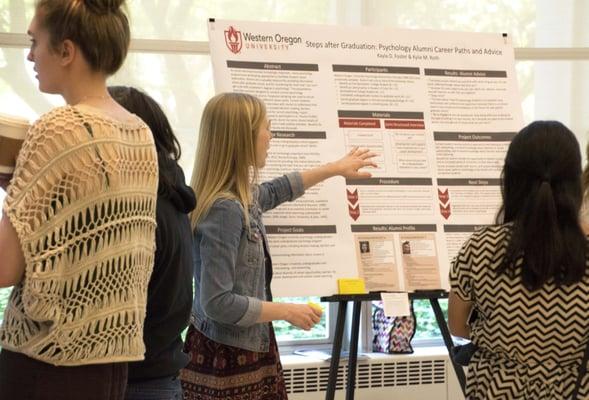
[208,20,523,297]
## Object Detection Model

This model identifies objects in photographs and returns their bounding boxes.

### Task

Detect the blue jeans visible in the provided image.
[125,375,183,400]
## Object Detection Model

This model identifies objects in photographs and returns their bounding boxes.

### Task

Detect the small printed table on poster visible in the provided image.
[319,291,465,400]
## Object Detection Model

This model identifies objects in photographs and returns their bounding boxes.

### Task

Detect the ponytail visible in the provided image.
[515,182,558,287]
[498,120,586,290]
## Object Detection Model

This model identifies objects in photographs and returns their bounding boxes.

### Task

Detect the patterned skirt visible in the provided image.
[180,325,288,400]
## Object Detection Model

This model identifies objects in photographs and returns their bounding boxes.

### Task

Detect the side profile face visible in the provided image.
[255,116,272,168]
[26,11,65,94]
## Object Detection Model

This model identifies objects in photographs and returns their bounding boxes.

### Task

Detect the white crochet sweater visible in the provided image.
[1,105,158,366]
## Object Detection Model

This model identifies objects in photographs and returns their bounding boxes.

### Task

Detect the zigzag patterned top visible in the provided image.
[450,224,589,399]
[1,105,158,366]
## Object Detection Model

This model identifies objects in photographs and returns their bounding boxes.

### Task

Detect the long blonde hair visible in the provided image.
[190,92,266,229]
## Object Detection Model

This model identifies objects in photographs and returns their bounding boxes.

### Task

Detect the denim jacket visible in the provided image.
[191,172,305,352]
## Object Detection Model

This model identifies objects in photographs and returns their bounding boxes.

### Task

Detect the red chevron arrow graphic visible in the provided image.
[438,188,450,204]
[347,188,359,204]
[439,203,451,220]
[349,204,361,221]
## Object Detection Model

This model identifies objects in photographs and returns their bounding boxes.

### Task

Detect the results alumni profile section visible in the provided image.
[351,224,441,291]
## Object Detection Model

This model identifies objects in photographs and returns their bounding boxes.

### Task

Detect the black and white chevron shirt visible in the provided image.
[450,224,589,399]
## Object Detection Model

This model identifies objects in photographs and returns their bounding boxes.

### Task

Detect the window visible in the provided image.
[0,0,588,350]
[413,299,448,340]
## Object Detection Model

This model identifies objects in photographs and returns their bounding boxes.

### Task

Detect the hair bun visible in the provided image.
[81,0,125,14]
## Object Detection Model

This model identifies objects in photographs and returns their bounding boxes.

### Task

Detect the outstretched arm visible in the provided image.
[300,147,377,190]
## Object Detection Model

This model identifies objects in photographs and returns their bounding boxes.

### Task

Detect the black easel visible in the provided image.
[320,291,466,400]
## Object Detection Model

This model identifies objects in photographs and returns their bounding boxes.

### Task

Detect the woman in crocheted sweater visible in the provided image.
[0,1,158,399]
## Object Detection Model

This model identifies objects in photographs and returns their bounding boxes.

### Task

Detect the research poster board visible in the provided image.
[208,19,523,297]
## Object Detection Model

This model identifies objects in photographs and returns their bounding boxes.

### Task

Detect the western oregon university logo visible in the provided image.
[224,26,243,54]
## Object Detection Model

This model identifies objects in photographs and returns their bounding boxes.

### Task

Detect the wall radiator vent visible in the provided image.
[283,359,446,394]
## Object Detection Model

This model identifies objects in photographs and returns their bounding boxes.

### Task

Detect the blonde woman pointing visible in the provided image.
[181,93,376,400]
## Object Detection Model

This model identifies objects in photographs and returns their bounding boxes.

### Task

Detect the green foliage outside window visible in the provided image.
[413,299,448,339]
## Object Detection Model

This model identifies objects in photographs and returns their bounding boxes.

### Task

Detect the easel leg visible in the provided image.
[345,300,362,400]
[429,297,467,396]
[326,301,348,400]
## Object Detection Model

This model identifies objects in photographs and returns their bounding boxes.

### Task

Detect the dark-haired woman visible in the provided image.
[0,2,158,399]
[449,120,589,399]
[109,86,196,400]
